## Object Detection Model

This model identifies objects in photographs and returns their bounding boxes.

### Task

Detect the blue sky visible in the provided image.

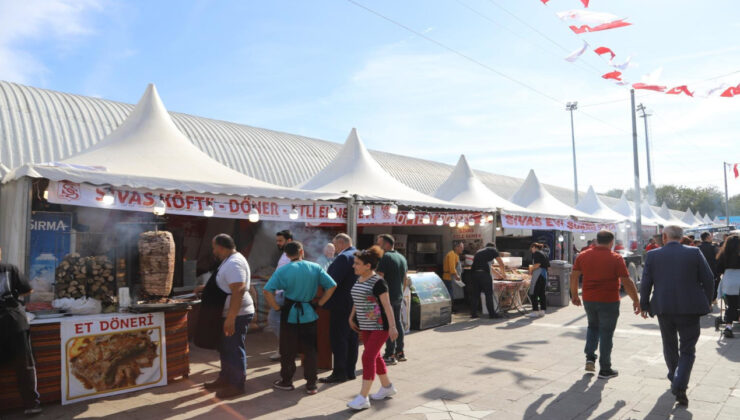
[2,0,740,197]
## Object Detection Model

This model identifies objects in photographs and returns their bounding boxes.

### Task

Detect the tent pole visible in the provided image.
[347,195,358,244]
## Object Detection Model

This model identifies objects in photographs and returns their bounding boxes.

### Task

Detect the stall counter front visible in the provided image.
[0,308,190,411]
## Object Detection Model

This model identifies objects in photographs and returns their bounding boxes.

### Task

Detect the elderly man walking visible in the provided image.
[640,225,714,407]
[570,230,641,379]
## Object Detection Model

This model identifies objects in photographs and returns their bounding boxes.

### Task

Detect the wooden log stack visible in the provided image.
[54,254,116,302]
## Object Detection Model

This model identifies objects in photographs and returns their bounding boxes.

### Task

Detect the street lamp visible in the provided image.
[566,101,579,205]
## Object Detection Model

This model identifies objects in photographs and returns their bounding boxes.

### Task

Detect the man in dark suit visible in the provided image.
[640,225,715,407]
[697,231,719,302]
[319,233,358,383]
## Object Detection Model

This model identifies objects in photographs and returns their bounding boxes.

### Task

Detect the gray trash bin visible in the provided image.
[546,260,572,307]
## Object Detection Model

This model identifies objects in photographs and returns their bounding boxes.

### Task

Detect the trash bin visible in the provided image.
[546,260,572,307]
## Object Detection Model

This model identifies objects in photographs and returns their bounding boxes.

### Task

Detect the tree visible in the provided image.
[601,184,728,217]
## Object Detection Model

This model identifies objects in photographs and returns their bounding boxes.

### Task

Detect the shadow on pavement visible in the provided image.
[524,374,625,419]
[622,390,687,420]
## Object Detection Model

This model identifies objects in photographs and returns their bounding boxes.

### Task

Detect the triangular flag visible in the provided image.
[666,85,694,97]
[594,46,616,60]
[734,163,739,179]
[602,71,622,81]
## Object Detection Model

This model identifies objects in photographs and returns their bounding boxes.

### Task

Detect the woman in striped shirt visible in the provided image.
[346,246,399,411]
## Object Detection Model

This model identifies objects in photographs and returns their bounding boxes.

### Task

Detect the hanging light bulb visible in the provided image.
[422,214,431,224]
[102,189,115,206]
[43,189,49,200]
[248,208,260,223]
[203,204,215,217]
[327,206,337,220]
[436,216,444,226]
[558,234,565,243]
[496,226,501,231]
[153,198,167,216]
[468,218,475,227]
[362,205,372,216]
[289,206,299,220]
[579,234,586,240]
[389,204,398,215]
[407,210,416,220]
[457,220,465,228]
[448,219,456,228]
[486,214,494,222]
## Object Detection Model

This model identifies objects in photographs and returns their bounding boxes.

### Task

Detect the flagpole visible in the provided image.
[724,162,730,227]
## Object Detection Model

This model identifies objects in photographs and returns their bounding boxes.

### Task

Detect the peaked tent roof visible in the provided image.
[3,85,337,200]
[702,214,713,225]
[681,209,702,227]
[641,201,671,226]
[575,186,626,222]
[433,155,529,213]
[657,203,689,228]
[610,193,660,226]
[509,170,596,219]
[298,128,477,210]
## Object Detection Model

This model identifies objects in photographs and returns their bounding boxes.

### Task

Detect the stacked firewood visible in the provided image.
[55,253,116,302]
[138,231,175,297]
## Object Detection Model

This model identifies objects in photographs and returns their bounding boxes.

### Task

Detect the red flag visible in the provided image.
[602,71,622,81]
[581,0,590,6]
[721,85,740,97]
[569,19,631,34]
[735,163,739,179]
[666,85,694,97]
[594,46,616,60]
[540,0,549,3]
[633,83,667,92]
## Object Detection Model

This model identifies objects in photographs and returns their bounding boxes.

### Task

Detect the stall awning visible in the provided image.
[575,186,627,222]
[509,170,598,220]
[298,128,482,210]
[681,208,703,228]
[656,203,690,228]
[2,84,340,202]
[641,201,671,227]
[433,155,529,213]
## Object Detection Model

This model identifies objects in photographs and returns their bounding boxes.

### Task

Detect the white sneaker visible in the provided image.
[347,394,370,410]
[269,352,281,361]
[538,310,546,317]
[527,312,539,318]
[370,384,397,400]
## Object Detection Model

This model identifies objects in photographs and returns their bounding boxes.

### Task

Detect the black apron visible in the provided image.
[280,297,315,325]
[194,267,229,350]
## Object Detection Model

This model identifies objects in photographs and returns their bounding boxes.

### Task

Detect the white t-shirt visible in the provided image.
[216,252,254,317]
[277,252,291,269]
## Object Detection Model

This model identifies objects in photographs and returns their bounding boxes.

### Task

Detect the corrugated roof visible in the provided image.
[0,80,655,212]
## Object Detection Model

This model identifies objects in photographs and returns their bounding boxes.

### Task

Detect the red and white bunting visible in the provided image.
[632,83,667,92]
[594,46,616,60]
[565,40,589,62]
[602,70,622,81]
[666,85,694,97]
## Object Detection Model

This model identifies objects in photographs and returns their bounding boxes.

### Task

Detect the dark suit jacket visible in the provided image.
[640,242,714,316]
[698,241,718,277]
[325,246,357,313]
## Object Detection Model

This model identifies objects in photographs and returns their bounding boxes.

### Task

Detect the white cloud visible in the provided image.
[0,0,101,83]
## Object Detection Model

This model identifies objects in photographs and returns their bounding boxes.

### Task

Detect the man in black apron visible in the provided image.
[0,247,42,415]
[194,234,254,399]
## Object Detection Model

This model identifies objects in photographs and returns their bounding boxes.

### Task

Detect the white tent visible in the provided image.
[681,208,702,227]
[509,170,597,219]
[641,201,671,226]
[433,155,529,213]
[298,128,477,209]
[0,164,9,178]
[610,193,660,226]
[657,203,689,228]
[714,215,727,227]
[3,84,336,201]
[575,186,626,222]
[702,214,714,225]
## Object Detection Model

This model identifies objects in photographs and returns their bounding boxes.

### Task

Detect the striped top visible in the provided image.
[350,274,389,331]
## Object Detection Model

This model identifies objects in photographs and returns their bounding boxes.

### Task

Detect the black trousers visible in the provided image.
[471,271,495,316]
[329,308,358,380]
[384,301,405,356]
[658,314,701,392]
[724,295,739,324]
[1,330,40,408]
[280,321,318,387]
[530,277,547,311]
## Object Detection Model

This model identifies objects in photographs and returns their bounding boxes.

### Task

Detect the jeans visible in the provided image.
[362,330,389,380]
[658,314,701,392]
[219,313,253,388]
[384,301,405,356]
[583,301,620,371]
[530,276,547,311]
[443,279,454,300]
[471,271,495,316]
[280,321,318,387]
[329,308,358,379]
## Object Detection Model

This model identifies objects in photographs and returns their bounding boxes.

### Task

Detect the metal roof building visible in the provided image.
[0,80,676,215]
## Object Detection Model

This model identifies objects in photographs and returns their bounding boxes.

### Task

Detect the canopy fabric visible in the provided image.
[433,155,530,213]
[509,170,597,220]
[2,84,338,201]
[641,201,671,226]
[0,163,9,177]
[575,186,626,222]
[298,128,479,210]
[610,193,660,227]
[702,214,714,225]
[681,208,703,227]
[657,203,690,228]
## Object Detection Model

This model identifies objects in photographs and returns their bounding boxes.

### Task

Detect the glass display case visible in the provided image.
[409,272,451,330]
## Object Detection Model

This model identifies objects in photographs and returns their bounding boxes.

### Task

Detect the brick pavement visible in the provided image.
[5,299,740,420]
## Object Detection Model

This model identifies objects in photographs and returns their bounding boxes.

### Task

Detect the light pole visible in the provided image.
[566,101,579,204]
[630,90,643,250]
[637,103,654,202]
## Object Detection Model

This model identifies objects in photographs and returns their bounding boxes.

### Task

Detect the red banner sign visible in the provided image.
[501,212,616,232]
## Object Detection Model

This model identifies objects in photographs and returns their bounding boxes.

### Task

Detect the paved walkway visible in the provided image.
[6,299,740,420]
